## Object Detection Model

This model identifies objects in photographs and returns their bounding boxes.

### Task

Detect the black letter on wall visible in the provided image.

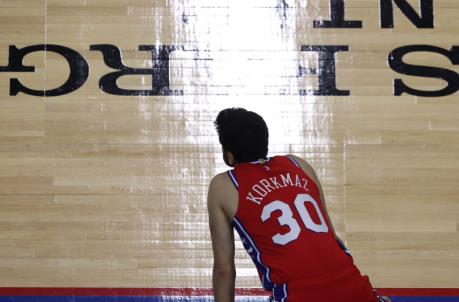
[0,44,89,96]
[90,44,182,96]
[380,0,434,28]
[299,45,350,96]
[313,0,362,28]
[389,45,459,97]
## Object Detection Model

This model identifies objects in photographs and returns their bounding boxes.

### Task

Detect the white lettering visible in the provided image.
[244,173,311,206]
[295,174,302,188]
[260,179,274,193]
[269,177,283,189]
[252,184,268,197]
[302,178,309,190]
[280,173,293,187]
[246,192,262,205]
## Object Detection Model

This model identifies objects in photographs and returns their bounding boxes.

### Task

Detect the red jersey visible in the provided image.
[228,155,379,302]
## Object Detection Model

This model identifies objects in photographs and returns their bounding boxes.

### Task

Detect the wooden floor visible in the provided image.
[0,0,458,289]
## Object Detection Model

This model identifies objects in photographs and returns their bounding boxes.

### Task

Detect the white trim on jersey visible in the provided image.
[281,283,288,302]
[272,283,288,302]
[286,156,300,168]
[249,157,271,164]
[232,217,273,289]
[227,170,238,189]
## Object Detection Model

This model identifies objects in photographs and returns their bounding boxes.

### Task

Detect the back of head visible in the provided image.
[215,108,269,163]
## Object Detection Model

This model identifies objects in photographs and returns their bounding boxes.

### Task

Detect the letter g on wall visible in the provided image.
[0,44,89,96]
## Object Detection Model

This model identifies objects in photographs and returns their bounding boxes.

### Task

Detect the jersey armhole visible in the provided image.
[227,169,239,189]
[285,155,301,169]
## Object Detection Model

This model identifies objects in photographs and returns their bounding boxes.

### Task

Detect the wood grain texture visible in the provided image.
[0,0,458,289]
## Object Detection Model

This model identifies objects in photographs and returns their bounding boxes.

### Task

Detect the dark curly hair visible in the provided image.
[214,108,269,163]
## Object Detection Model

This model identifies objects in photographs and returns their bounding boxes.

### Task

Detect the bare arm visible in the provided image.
[286,154,345,245]
[287,155,391,300]
[207,174,237,302]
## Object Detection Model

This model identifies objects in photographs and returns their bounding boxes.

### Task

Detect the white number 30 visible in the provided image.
[260,194,329,245]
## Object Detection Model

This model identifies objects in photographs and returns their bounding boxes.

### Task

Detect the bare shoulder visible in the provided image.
[209,171,233,192]
[208,172,230,207]
[286,154,311,168]
[208,171,238,219]
[286,154,319,180]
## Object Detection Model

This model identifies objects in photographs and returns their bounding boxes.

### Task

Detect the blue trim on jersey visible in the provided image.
[390,299,459,302]
[272,284,288,302]
[336,239,353,258]
[227,170,238,189]
[285,156,300,168]
[232,217,273,291]
[249,157,271,164]
[3,296,458,302]
[0,297,259,302]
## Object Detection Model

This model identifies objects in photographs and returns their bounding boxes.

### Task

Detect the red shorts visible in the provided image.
[271,268,379,302]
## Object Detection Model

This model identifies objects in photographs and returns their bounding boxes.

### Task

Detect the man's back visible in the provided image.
[208,108,386,302]
[228,155,378,301]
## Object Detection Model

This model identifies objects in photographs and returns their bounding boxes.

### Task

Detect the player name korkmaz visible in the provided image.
[246,173,308,205]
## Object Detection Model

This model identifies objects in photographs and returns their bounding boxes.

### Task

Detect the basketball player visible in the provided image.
[207,108,391,302]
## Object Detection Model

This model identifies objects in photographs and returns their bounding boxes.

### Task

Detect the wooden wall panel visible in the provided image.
[0,0,458,289]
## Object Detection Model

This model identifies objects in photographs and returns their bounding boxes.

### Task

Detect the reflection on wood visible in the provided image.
[0,0,458,290]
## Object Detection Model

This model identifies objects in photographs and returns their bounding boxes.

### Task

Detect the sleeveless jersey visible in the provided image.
[228,156,377,302]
